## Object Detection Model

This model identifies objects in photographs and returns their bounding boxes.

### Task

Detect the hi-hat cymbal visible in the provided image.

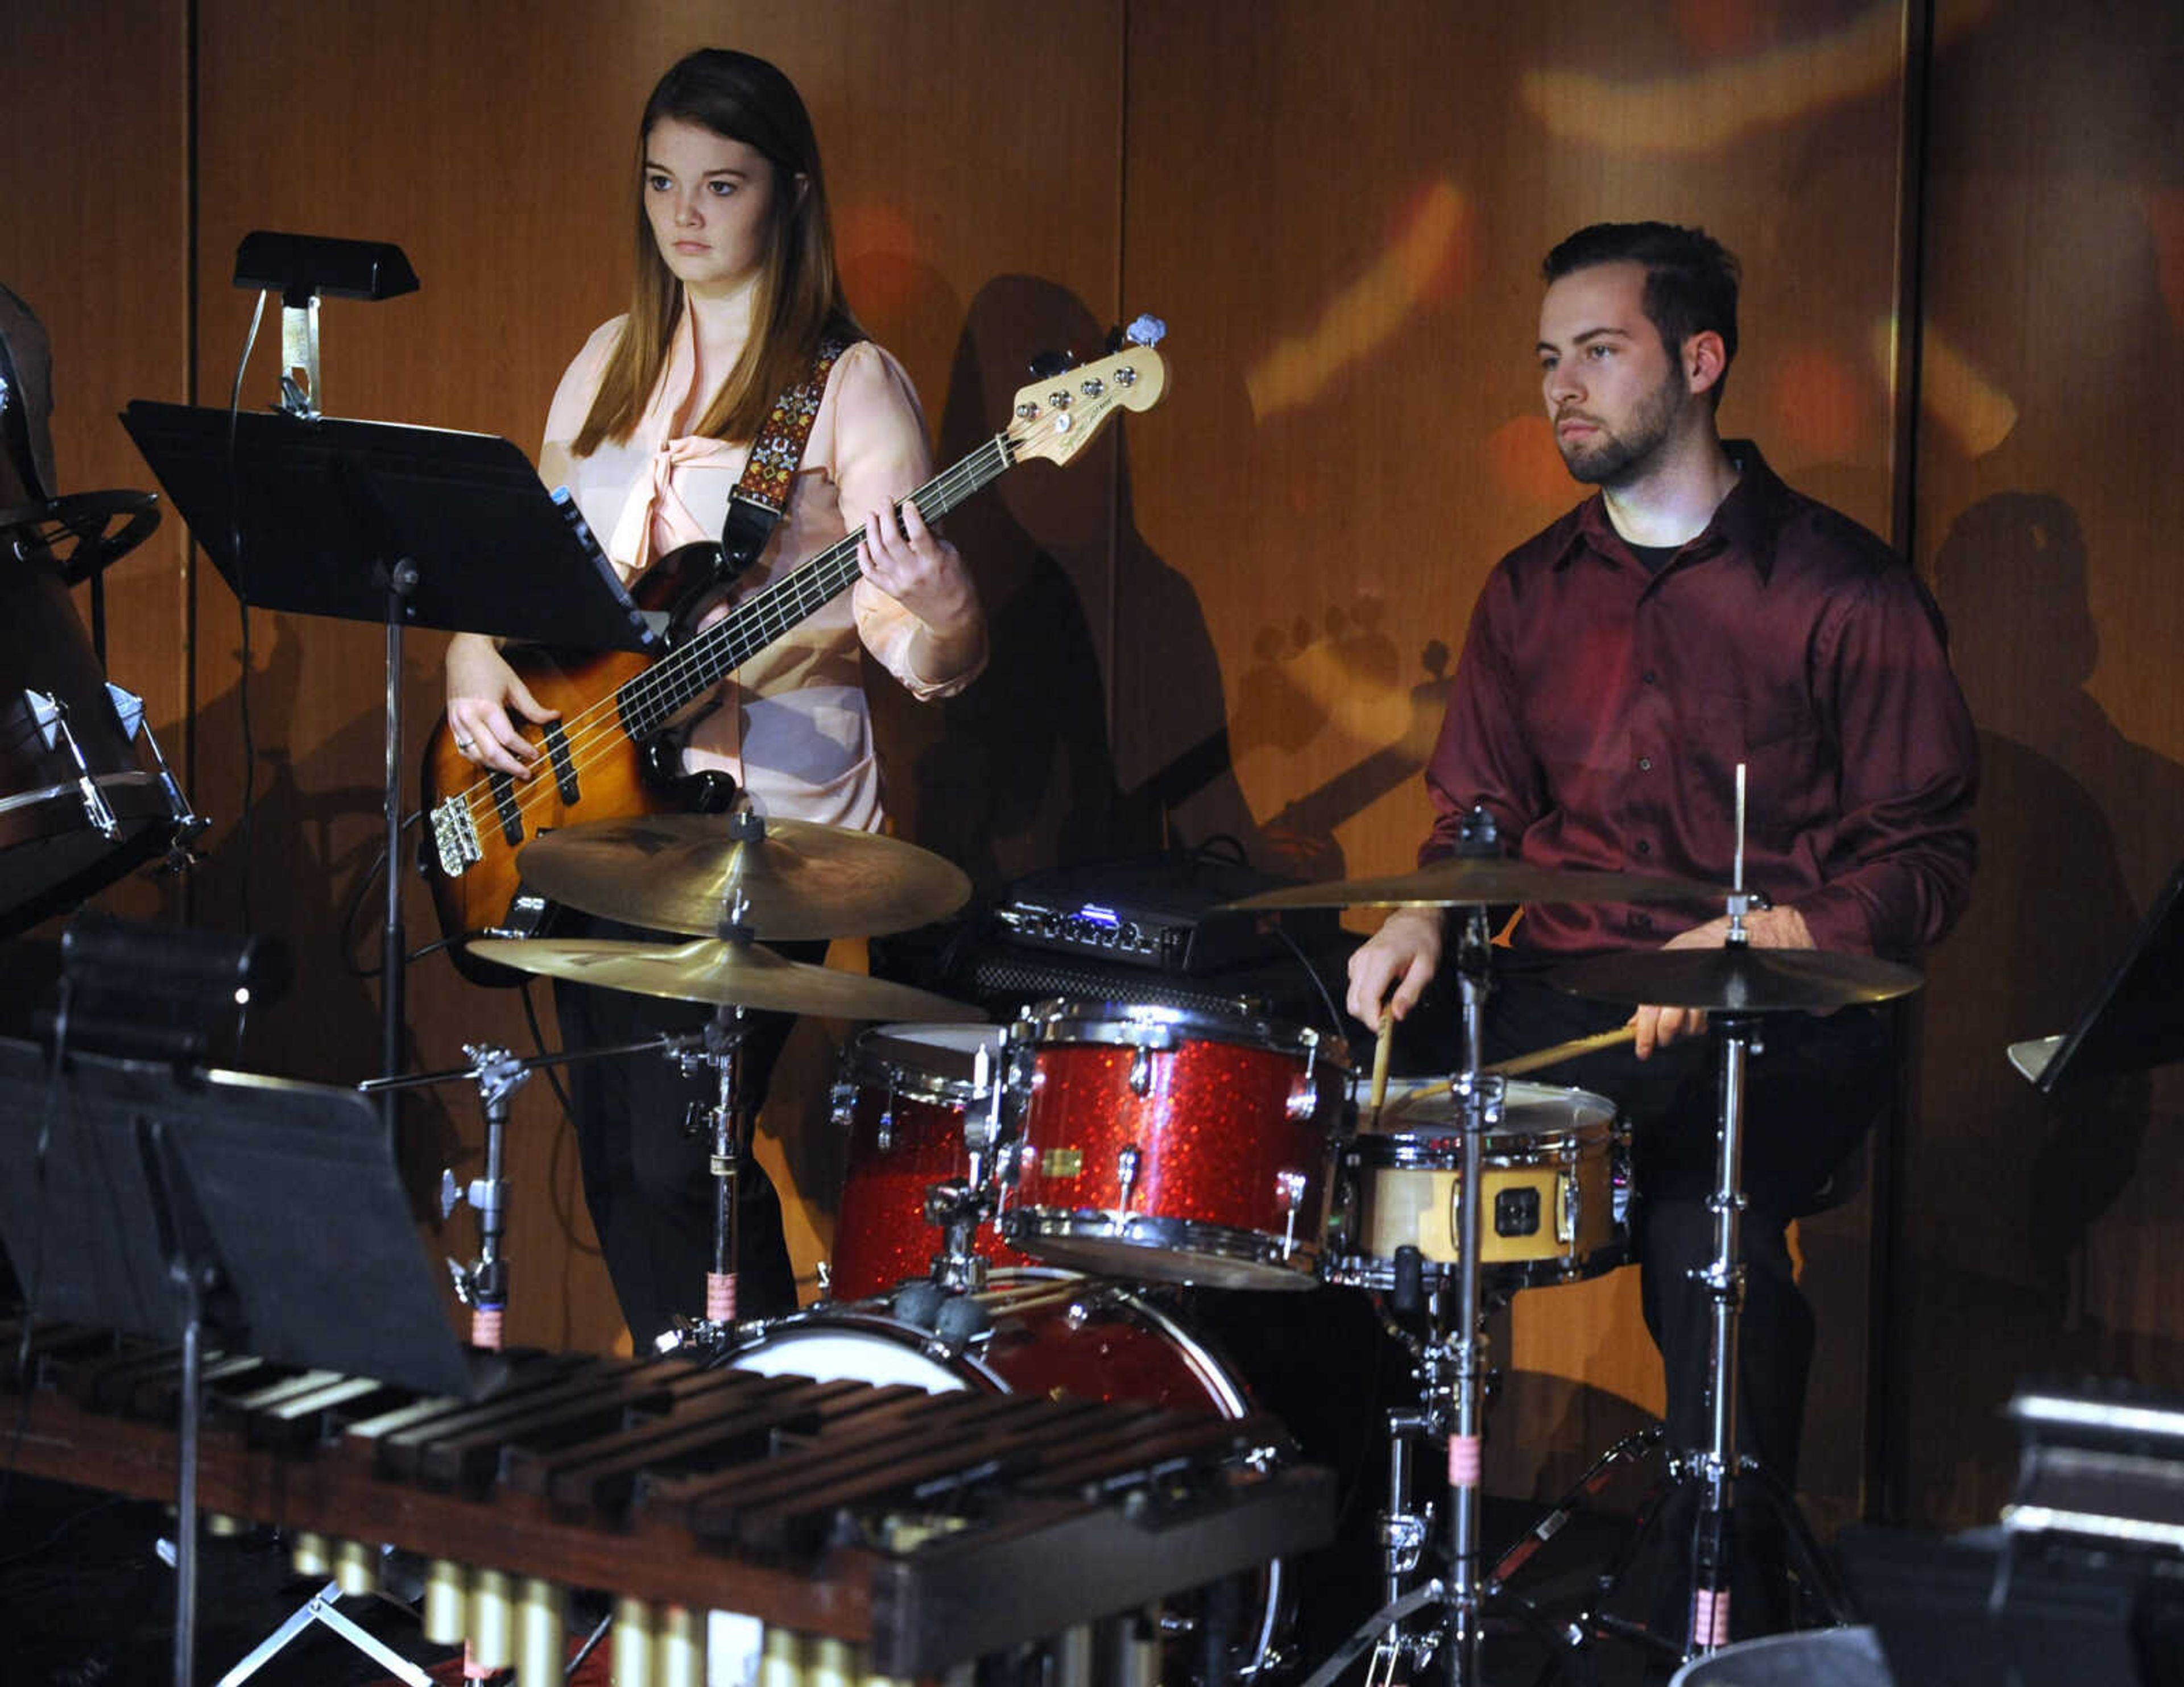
[516,813,971,942]
[469,937,985,1022]
[1223,857,1721,913]
[1549,946,1925,1013]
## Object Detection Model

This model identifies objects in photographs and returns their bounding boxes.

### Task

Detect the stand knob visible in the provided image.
[1392,1244,1425,1314]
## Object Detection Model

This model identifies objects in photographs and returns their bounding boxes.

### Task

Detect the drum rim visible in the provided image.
[844,1022,1006,1099]
[1322,1237,1632,1291]
[1011,996,1350,1068]
[1342,1121,1615,1169]
[1372,1072,1617,1130]
[1000,1208,1320,1288]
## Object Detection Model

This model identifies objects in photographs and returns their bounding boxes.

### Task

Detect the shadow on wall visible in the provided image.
[183,616,464,1216]
[1909,491,2184,1524]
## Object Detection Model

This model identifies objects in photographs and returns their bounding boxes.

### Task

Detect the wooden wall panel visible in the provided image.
[184,0,1123,1352]
[1120,0,1910,1517]
[1901,0,2184,1529]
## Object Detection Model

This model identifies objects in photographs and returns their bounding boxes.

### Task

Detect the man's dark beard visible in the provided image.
[1557,363,1685,487]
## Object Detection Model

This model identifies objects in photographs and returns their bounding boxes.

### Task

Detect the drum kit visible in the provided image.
[452,794,1926,1686]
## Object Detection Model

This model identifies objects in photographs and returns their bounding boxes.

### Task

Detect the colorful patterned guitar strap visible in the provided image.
[718,336,855,571]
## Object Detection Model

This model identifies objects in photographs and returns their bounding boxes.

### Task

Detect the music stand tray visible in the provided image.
[117,399,657,651]
[0,1033,481,1397]
[2009,858,2184,1093]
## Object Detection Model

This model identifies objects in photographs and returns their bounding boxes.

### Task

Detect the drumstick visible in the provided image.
[1483,1022,1637,1079]
[1368,1014,1395,1126]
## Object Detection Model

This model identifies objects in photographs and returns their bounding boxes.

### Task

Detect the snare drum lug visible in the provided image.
[1129,1044,1154,1097]
[828,1080,858,1131]
[1559,1169,1579,1246]
[1277,1170,1308,1256]
[1116,1143,1142,1211]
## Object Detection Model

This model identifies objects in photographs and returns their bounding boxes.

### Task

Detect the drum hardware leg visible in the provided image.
[106,681,208,868]
[1276,1170,1308,1257]
[211,1578,437,1687]
[568,1602,617,1679]
[24,687,121,837]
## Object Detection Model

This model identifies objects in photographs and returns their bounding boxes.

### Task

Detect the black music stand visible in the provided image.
[115,400,661,1119]
[2008,857,2184,1091]
[0,1031,491,1687]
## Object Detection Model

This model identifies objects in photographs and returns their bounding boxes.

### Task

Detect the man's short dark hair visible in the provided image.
[1543,222,1740,405]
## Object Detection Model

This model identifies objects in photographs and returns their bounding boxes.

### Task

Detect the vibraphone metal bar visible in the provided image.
[0,1324,1333,1677]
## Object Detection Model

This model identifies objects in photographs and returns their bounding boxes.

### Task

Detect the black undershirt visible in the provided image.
[1625,539,1684,574]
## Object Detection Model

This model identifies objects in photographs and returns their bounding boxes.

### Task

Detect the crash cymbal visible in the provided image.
[1549,946,1925,1013]
[516,813,971,942]
[469,936,985,1022]
[1223,857,1721,913]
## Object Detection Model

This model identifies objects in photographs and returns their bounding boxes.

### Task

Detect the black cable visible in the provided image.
[224,293,268,1035]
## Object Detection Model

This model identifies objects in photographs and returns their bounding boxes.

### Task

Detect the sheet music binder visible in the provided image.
[0,1033,485,1397]
[118,399,657,652]
[2009,859,2184,1093]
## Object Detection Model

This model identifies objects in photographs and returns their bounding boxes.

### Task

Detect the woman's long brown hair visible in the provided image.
[573,49,861,456]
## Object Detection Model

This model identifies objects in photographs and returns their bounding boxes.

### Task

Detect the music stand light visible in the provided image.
[231,230,419,420]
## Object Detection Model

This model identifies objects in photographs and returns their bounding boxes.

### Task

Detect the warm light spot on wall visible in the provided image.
[1763,347,1867,461]
[1673,0,1763,59]
[1246,181,1474,420]
[1522,0,1991,155]
[836,200,919,317]
[1876,318,2017,457]
[2140,186,2184,334]
[1486,413,1573,508]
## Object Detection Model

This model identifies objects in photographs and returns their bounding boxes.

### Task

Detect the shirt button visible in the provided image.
[1637,756,1653,772]
[1632,913,1653,932]
[1642,671,1658,685]
[1635,840,1652,856]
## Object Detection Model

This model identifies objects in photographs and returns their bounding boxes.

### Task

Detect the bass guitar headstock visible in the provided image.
[1003,317,1168,469]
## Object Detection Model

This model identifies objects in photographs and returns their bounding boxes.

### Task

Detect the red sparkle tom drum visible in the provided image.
[998,1001,1349,1291]
[829,1022,1033,1301]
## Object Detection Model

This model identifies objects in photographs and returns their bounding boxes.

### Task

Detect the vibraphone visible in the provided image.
[0,1322,1333,1682]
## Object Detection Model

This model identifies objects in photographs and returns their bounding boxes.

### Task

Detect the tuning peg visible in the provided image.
[1025,349,1076,380]
[1124,314,1167,348]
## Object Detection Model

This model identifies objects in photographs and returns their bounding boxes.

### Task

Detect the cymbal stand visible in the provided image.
[362,1030,697,1348]
[693,1001,752,1329]
[1683,875,1760,1656]
[923,1036,1006,1295]
[1308,902,1511,1687]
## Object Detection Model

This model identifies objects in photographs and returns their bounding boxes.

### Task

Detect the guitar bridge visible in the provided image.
[430,796,483,877]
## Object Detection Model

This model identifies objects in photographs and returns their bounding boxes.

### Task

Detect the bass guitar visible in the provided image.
[421,334,1168,984]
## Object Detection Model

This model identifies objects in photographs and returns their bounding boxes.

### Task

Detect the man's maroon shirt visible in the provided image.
[1422,443,1978,962]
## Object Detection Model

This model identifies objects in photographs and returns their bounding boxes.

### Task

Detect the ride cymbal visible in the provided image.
[1549,946,1924,1013]
[1223,857,1721,913]
[469,936,985,1022]
[516,813,971,941]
